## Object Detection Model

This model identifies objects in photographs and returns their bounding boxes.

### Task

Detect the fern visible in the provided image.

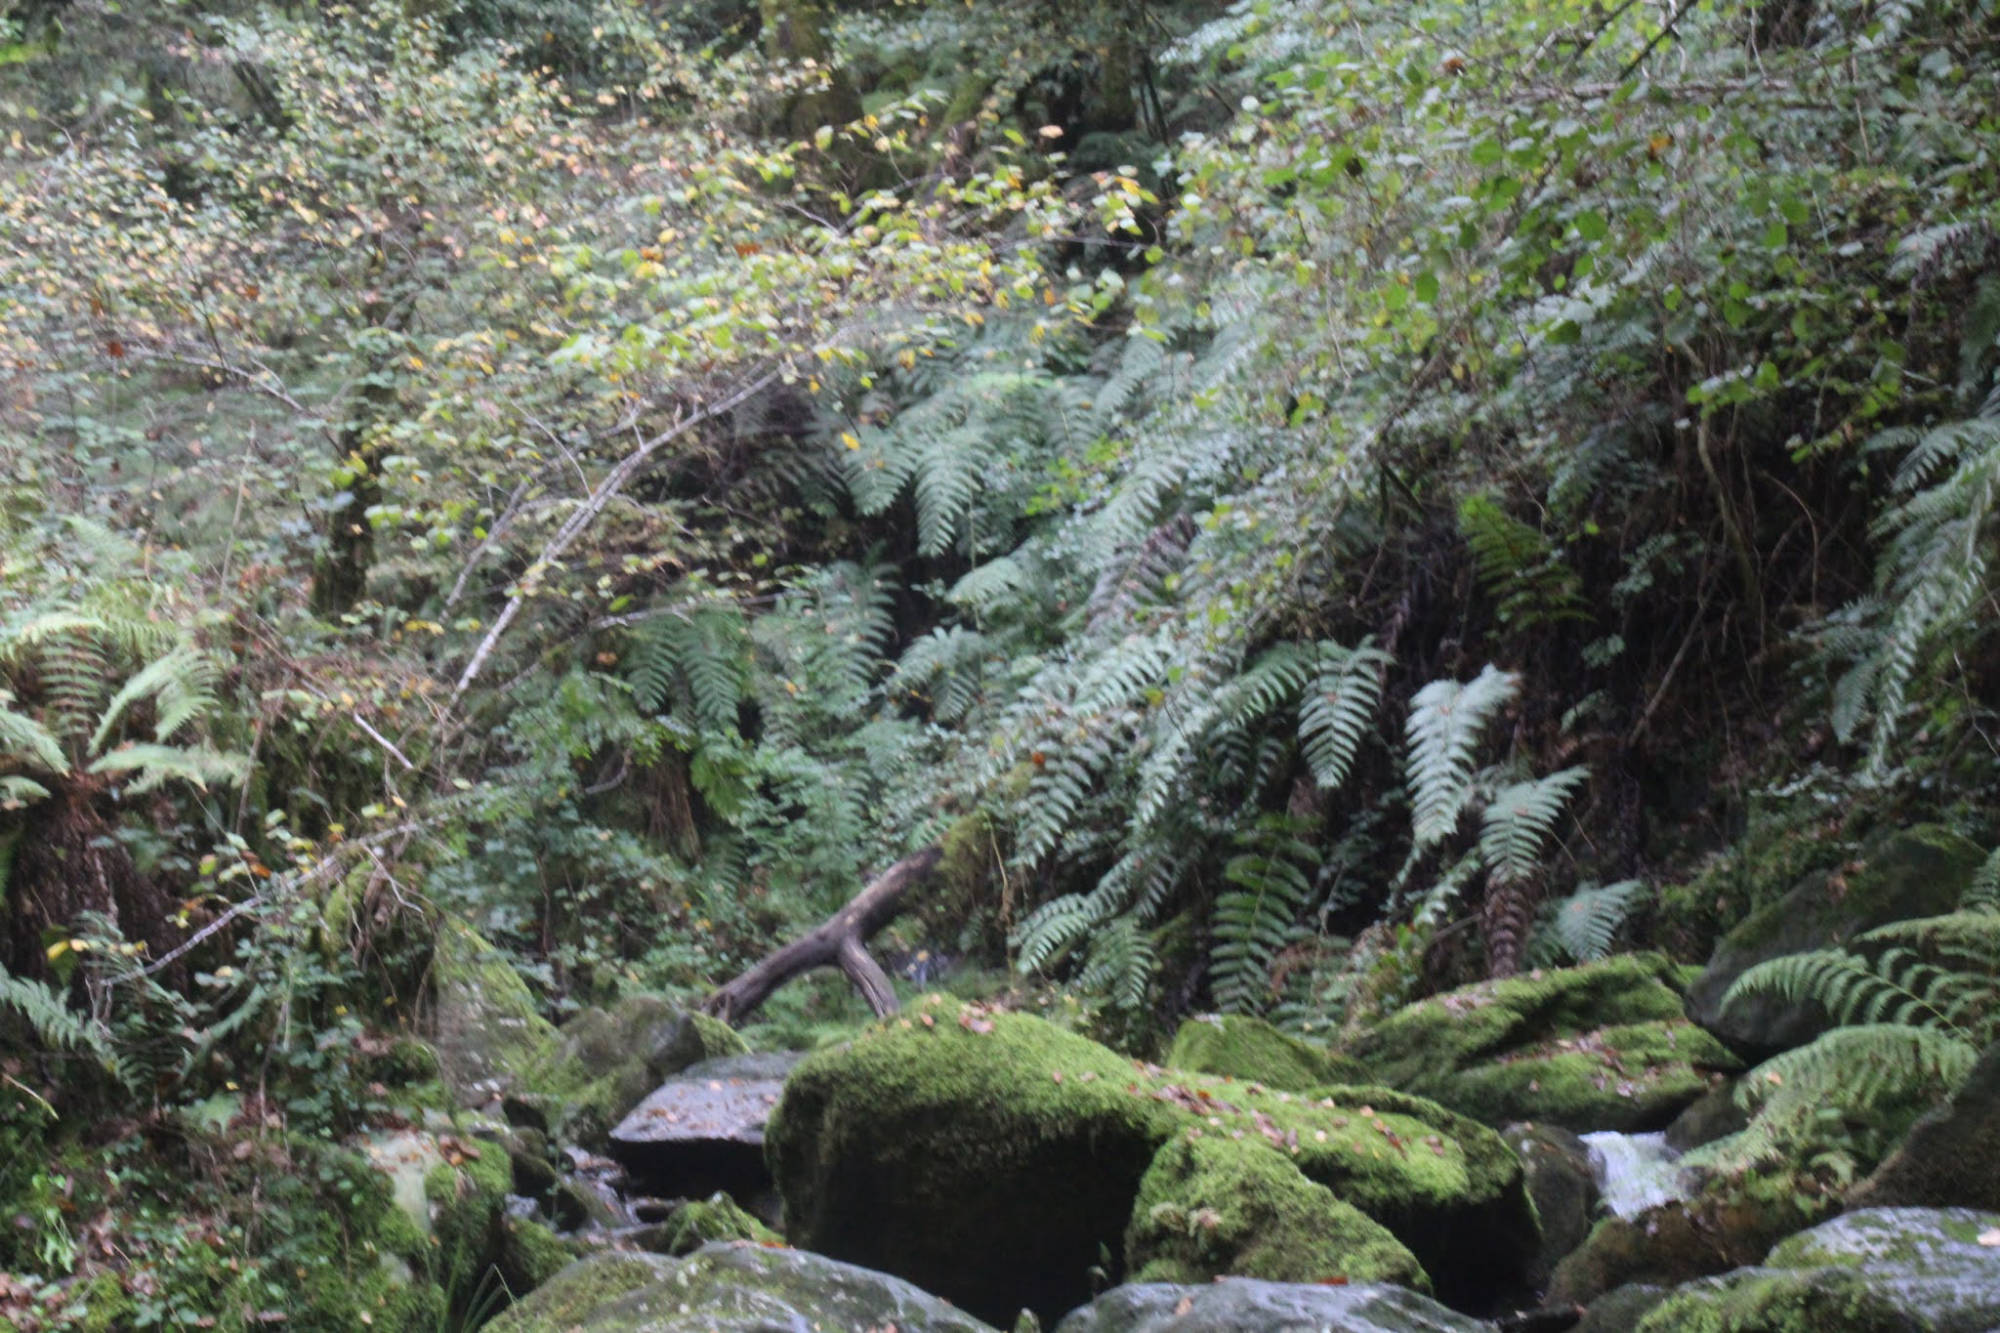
[0,964,128,1084]
[1210,815,1322,1014]
[1296,638,1389,791]
[1404,665,1519,851]
[1458,492,1587,630]
[1478,767,1588,886]
[1546,879,1646,963]
[1961,846,2000,913]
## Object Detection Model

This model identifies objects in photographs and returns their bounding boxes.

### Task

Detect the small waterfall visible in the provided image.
[1581,1130,1690,1220]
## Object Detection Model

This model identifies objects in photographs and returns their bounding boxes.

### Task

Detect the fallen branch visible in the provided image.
[703,846,942,1026]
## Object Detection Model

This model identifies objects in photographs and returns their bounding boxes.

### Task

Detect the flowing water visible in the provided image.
[1581,1130,1690,1220]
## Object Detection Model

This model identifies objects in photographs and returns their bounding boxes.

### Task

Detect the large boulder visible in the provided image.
[1631,1207,2000,1332]
[1337,955,1739,1132]
[1686,826,1985,1056]
[1501,1122,1599,1289]
[766,998,1537,1323]
[533,996,751,1147]
[485,1243,1000,1333]
[1850,1041,2000,1212]
[1052,1280,1496,1333]
[1164,1013,1368,1090]
[430,920,563,1105]
[608,1051,800,1201]
[1124,1135,1429,1290]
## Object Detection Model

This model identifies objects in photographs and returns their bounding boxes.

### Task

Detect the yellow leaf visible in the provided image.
[46,939,71,961]
[841,431,860,450]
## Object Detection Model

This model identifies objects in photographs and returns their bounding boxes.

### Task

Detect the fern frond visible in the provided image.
[87,744,251,794]
[1547,879,1645,963]
[1962,847,2000,913]
[1211,815,1322,1014]
[0,964,127,1084]
[1296,638,1389,792]
[0,700,68,774]
[1405,665,1519,851]
[90,641,220,752]
[1479,766,1588,885]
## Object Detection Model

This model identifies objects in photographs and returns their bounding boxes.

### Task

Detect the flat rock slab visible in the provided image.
[609,1052,803,1199]
[1053,1280,1496,1333]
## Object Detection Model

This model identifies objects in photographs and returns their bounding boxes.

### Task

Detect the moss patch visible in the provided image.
[653,1192,782,1255]
[1338,955,1738,1131]
[1125,1134,1429,1290]
[485,1253,678,1333]
[768,997,1536,1322]
[430,919,561,1102]
[1165,1014,1368,1091]
[1634,1268,1912,1333]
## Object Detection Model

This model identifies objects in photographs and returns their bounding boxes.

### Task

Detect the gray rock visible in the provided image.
[485,1242,1001,1333]
[1053,1280,1495,1332]
[1501,1122,1598,1289]
[1663,1080,1748,1151]
[1851,1040,2000,1212]
[1573,1283,1669,1332]
[1685,826,1984,1056]
[608,1052,803,1199]
[1632,1206,2000,1332]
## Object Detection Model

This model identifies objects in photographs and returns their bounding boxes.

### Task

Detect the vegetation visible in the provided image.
[2,0,1999,1324]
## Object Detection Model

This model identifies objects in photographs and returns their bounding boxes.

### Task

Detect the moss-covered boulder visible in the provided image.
[1546,1168,1840,1310]
[1052,1279,1497,1332]
[1686,826,1986,1056]
[1337,954,1740,1132]
[485,1243,1000,1333]
[646,1191,783,1256]
[532,996,750,1147]
[1502,1122,1599,1289]
[1631,1207,2000,1332]
[430,920,562,1104]
[767,998,1537,1323]
[1124,1135,1429,1289]
[1164,1013,1367,1090]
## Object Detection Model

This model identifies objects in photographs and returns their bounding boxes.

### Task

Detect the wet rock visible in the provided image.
[1337,955,1739,1133]
[484,1243,1001,1333]
[1686,826,1984,1057]
[1573,1283,1669,1332]
[1052,1280,1496,1332]
[1850,1039,2000,1213]
[1664,1081,1749,1152]
[768,998,1537,1324]
[1501,1123,1598,1289]
[1631,1207,2000,1331]
[608,1051,801,1201]
[1163,1013,1368,1090]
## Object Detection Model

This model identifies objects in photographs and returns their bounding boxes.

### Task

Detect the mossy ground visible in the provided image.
[1164,1013,1368,1091]
[654,1192,783,1255]
[1125,1134,1430,1290]
[768,997,1536,1322]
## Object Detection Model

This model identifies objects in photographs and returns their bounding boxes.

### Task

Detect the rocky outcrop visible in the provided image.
[485,1243,1000,1333]
[766,998,1538,1323]
[1164,1013,1368,1090]
[607,1051,800,1201]
[1630,1207,2000,1332]
[1337,954,1739,1132]
[1685,826,1985,1056]
[1053,1279,1496,1332]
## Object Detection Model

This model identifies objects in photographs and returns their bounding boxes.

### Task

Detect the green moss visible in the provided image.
[1440,1020,1739,1131]
[504,1217,578,1290]
[655,1192,783,1255]
[1338,956,1738,1130]
[768,998,1536,1321]
[1125,1134,1430,1290]
[1165,1014,1368,1091]
[1633,1268,1911,1333]
[485,1253,679,1333]
[527,995,750,1144]
[430,920,561,1099]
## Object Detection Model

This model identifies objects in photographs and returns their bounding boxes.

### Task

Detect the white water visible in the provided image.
[1581,1130,1690,1220]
